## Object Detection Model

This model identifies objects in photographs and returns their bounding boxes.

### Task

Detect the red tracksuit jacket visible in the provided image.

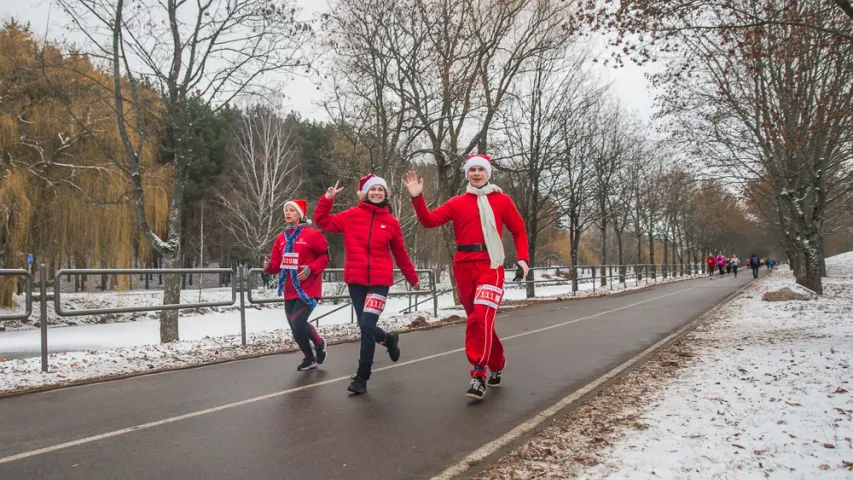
[314,196,419,287]
[411,192,529,264]
[266,226,329,300]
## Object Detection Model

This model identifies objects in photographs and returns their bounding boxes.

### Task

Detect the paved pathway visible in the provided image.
[0,274,750,479]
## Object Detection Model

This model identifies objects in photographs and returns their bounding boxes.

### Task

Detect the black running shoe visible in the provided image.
[385,332,401,362]
[315,339,327,365]
[487,370,503,388]
[466,377,487,400]
[297,357,318,371]
[347,375,367,395]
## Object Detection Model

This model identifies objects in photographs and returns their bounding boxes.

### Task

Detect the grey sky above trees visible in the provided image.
[0,0,660,124]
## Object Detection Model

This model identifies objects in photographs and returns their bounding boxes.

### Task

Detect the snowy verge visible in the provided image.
[474,260,853,479]
[0,272,703,396]
[0,309,465,396]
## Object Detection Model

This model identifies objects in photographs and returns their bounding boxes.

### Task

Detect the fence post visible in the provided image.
[572,265,578,293]
[239,265,247,347]
[592,266,596,293]
[432,271,438,317]
[608,265,613,290]
[39,264,49,373]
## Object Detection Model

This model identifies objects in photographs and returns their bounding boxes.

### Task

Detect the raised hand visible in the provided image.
[402,170,424,198]
[297,266,311,281]
[325,181,344,199]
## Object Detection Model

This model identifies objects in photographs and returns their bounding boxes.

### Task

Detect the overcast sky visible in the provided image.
[2,0,659,124]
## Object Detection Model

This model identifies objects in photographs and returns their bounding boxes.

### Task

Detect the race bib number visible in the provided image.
[474,285,503,310]
[364,293,388,315]
[280,253,299,270]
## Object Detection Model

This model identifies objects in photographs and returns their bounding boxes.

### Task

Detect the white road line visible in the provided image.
[0,282,703,466]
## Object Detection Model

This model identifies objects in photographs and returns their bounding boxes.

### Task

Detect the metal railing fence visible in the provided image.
[2,262,705,372]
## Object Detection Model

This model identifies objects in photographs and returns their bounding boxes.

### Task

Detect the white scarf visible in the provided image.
[466,183,504,269]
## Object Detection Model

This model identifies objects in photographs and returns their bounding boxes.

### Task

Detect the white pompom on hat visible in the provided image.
[464,154,492,179]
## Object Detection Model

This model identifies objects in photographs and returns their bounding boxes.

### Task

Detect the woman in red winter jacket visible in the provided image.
[264,199,330,371]
[315,174,420,395]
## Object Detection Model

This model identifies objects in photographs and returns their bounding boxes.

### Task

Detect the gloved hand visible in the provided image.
[513,263,525,282]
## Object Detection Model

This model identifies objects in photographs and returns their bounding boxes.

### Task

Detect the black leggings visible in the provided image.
[285,299,322,358]
[348,284,391,369]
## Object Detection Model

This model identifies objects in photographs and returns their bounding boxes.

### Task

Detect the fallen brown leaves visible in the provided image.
[471,341,700,479]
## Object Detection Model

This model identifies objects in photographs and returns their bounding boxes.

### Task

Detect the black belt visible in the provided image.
[456,243,488,252]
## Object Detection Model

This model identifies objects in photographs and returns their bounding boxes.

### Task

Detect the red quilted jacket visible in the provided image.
[314,196,419,287]
[265,225,329,300]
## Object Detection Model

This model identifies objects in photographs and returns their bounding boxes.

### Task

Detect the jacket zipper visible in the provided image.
[366,211,376,285]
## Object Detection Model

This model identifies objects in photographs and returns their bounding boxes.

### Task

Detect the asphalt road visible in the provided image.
[0,273,751,479]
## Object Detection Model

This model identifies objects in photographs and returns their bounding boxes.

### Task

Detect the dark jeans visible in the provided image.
[752,267,759,279]
[718,265,725,275]
[285,299,322,358]
[732,265,738,277]
[348,284,391,375]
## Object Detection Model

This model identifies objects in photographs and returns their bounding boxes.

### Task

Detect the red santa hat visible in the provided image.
[283,199,308,219]
[464,154,492,179]
[359,174,388,193]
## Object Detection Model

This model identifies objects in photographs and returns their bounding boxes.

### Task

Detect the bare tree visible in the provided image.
[639,155,666,278]
[654,1,853,293]
[51,0,314,340]
[572,0,853,67]
[326,0,572,294]
[494,47,593,296]
[322,0,419,179]
[590,102,627,286]
[553,88,604,289]
[216,107,302,262]
[609,130,648,281]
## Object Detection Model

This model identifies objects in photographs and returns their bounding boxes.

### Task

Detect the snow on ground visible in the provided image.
[0,269,700,394]
[0,309,465,395]
[475,257,853,479]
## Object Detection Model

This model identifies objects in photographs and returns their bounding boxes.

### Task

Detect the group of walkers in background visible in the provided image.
[706,252,774,280]
[263,154,529,401]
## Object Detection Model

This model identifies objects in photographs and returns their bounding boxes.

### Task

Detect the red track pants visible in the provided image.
[454,262,506,379]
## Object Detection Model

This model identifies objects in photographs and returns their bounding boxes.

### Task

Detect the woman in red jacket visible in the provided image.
[264,199,330,371]
[315,174,420,395]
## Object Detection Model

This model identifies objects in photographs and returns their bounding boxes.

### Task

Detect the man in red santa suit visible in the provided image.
[403,155,529,400]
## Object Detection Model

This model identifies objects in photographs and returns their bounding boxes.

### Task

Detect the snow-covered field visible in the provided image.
[475,253,853,479]
[0,269,700,394]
